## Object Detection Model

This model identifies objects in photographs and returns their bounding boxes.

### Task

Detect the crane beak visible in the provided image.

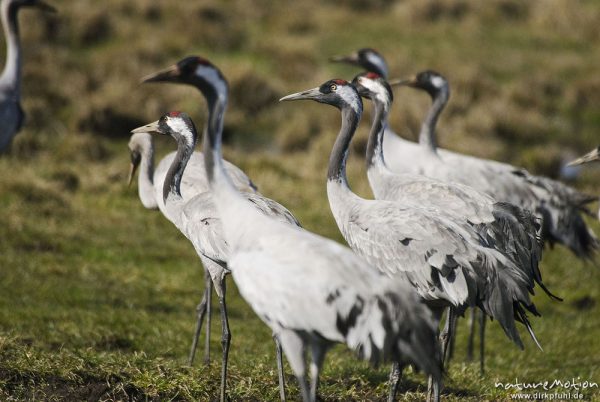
[131,120,163,135]
[128,151,141,186]
[141,65,181,84]
[388,77,417,87]
[34,0,57,13]
[128,163,138,187]
[567,148,600,167]
[279,87,322,102]
[329,52,359,65]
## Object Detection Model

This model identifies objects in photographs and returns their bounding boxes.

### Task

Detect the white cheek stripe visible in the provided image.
[167,117,194,145]
[431,76,445,88]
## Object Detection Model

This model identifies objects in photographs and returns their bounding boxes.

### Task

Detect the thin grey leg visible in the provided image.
[466,308,475,361]
[188,270,211,366]
[387,362,403,402]
[479,310,486,376]
[427,307,445,402]
[215,278,231,402]
[273,334,287,402]
[441,307,456,363]
[298,375,310,402]
[204,273,212,365]
[427,376,441,402]
[278,330,308,402]
[309,343,326,402]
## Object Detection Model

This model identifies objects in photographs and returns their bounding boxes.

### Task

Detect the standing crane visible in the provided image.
[0,0,55,153]
[352,72,563,372]
[130,124,299,402]
[134,58,442,399]
[137,57,306,402]
[280,79,542,402]
[127,132,256,368]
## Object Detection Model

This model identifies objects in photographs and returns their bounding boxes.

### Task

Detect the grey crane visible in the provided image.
[331,50,598,258]
[127,132,256,367]
[394,70,598,256]
[130,122,298,402]
[137,57,304,402]
[135,57,443,402]
[280,79,542,402]
[0,0,55,153]
[352,72,562,373]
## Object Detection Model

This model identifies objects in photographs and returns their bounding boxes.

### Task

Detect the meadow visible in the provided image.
[1,0,599,400]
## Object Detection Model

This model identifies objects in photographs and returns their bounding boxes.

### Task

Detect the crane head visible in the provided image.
[131,112,197,147]
[567,146,600,167]
[142,56,228,102]
[330,48,389,79]
[352,72,394,105]
[280,79,363,114]
[389,70,449,100]
[127,133,152,186]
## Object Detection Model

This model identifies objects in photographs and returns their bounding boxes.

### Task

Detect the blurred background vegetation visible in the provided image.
[1,0,599,400]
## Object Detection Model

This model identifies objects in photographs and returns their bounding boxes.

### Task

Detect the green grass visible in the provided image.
[2,0,600,400]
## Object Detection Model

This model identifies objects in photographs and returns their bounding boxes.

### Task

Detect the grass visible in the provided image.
[1,0,600,400]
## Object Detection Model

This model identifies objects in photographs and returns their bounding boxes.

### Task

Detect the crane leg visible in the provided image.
[273,333,287,402]
[309,342,327,402]
[204,275,213,365]
[278,330,309,402]
[479,310,486,376]
[427,375,441,402]
[427,307,445,402]
[188,269,212,366]
[440,307,456,363]
[387,362,404,402]
[466,308,475,361]
[214,277,231,402]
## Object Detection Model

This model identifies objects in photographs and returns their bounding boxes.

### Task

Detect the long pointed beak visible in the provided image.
[34,0,57,13]
[279,87,322,102]
[388,77,417,87]
[131,120,161,135]
[567,148,600,166]
[329,53,359,65]
[141,65,181,84]
[128,162,139,187]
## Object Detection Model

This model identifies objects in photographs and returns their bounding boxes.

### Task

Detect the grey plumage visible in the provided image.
[147,59,442,402]
[0,0,55,153]
[332,49,598,259]
[353,73,557,302]
[128,132,257,370]
[281,79,543,401]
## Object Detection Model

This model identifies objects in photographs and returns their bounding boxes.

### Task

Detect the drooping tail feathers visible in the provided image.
[521,171,598,259]
[344,286,443,382]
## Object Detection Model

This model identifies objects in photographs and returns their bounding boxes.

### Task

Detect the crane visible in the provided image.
[280,79,543,402]
[127,132,256,367]
[0,0,55,153]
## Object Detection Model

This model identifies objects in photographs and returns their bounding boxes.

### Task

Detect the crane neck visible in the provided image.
[163,125,196,203]
[366,97,389,170]
[1,1,22,92]
[327,101,362,189]
[137,136,158,209]
[202,88,243,202]
[419,87,449,154]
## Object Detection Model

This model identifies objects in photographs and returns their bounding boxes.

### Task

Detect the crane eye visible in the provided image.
[330,84,337,91]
